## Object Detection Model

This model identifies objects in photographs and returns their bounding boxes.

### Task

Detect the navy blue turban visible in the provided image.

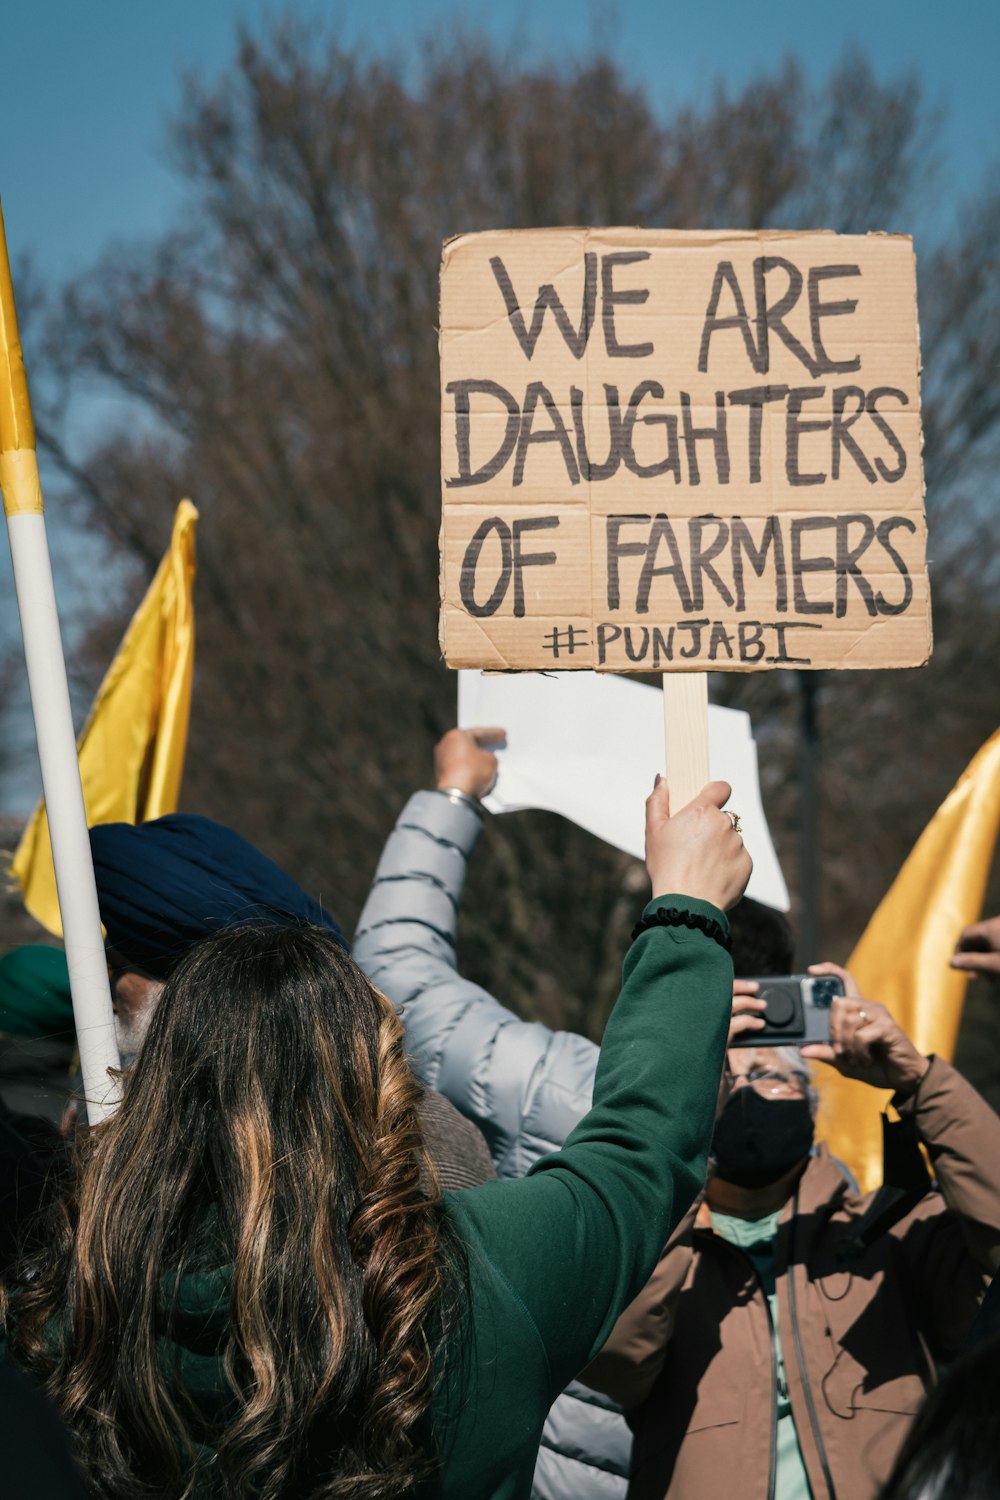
[90,814,347,978]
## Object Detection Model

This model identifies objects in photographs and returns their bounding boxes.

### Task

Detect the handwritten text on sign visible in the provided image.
[439,229,931,671]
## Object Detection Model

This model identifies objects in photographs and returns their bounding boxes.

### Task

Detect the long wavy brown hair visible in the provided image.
[1,923,464,1499]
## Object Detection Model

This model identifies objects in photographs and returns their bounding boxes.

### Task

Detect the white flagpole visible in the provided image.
[0,200,119,1122]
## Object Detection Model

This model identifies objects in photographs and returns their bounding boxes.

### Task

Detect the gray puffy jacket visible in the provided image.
[354,790,630,1500]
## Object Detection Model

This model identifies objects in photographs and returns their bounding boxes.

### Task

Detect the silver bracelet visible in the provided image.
[435,786,485,816]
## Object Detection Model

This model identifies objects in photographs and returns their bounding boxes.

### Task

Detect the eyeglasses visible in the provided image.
[723,1066,808,1099]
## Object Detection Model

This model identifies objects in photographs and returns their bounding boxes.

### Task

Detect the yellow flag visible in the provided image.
[816,724,1000,1191]
[12,500,198,934]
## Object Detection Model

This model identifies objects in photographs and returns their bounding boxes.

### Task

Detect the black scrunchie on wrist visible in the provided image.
[631,906,731,953]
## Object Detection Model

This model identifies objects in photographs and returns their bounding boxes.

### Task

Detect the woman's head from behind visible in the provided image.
[5,924,450,1500]
[129,921,404,1205]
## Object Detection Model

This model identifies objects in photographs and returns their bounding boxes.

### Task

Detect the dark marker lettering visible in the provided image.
[807,265,862,374]
[572,384,623,481]
[511,517,560,617]
[728,385,789,483]
[754,256,816,377]
[738,621,767,663]
[597,622,622,665]
[601,252,654,358]
[446,379,520,487]
[622,381,681,480]
[636,515,694,613]
[698,260,761,373]
[624,626,650,663]
[489,252,596,359]
[542,623,588,658]
[651,627,675,668]
[689,516,734,609]
[513,382,580,487]
[866,388,909,482]
[460,517,513,617]
[834,514,877,618]
[874,516,915,615]
[831,386,876,483]
[677,620,709,658]
[790,516,836,615]
[681,391,730,486]
[708,622,735,660]
[766,621,824,665]
[786,387,830,486]
[731,516,788,612]
[606,515,652,611]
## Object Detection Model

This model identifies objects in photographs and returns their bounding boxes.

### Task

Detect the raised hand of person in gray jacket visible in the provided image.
[433,726,505,801]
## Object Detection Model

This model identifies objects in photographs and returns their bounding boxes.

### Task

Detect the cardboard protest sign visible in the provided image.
[439,229,931,672]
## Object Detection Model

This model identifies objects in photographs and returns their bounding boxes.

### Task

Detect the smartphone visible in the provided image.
[728,974,845,1048]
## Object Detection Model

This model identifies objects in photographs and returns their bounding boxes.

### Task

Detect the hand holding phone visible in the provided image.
[800,964,930,1097]
[728,974,845,1048]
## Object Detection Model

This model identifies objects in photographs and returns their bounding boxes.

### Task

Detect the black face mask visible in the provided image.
[711,1086,814,1189]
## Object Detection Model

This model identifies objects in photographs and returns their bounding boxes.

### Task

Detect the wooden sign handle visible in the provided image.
[662,673,709,810]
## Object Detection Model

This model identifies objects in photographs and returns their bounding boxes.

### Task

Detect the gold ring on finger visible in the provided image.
[725,811,742,834]
[857,1009,869,1024]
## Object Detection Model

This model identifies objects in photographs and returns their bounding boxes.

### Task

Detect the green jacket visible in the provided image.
[25,895,733,1499]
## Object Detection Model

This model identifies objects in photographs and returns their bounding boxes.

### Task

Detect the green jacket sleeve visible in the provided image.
[447,894,732,1401]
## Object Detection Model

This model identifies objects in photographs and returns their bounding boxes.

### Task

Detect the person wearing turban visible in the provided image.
[0,946,76,1129]
[89,814,346,1059]
[88,814,494,1190]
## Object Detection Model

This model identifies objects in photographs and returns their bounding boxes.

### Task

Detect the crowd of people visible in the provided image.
[0,726,998,1500]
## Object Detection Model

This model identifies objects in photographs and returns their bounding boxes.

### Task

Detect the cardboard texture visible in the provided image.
[439,228,932,672]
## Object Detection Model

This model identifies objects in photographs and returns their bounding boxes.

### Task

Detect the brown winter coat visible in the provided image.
[582,1057,1000,1500]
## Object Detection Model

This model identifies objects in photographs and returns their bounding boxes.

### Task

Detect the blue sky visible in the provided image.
[0,0,996,808]
[1,0,997,282]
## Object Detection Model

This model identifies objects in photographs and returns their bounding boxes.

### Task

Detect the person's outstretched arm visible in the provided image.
[447,779,753,1400]
[354,729,599,1178]
[803,963,1000,1355]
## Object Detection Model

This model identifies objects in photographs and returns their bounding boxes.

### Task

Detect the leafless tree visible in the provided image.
[25,24,1000,1062]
